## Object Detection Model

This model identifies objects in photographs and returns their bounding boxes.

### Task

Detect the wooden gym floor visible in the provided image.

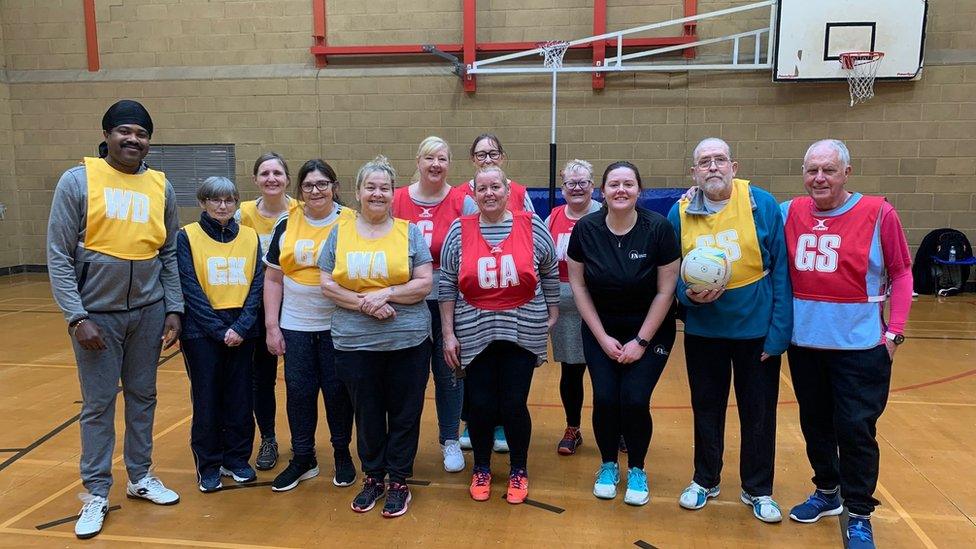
[0,272,973,548]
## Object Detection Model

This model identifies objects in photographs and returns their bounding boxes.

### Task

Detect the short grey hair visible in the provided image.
[196,176,239,203]
[692,137,733,163]
[355,155,397,190]
[474,165,508,188]
[561,158,593,180]
[804,139,851,168]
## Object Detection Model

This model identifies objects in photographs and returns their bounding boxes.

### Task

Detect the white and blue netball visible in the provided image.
[681,246,732,292]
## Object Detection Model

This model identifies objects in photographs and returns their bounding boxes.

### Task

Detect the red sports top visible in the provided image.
[546,204,581,283]
[785,195,885,303]
[392,186,465,268]
[459,179,529,212]
[458,211,538,310]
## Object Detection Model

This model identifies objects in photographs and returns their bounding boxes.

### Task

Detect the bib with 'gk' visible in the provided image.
[184,222,258,309]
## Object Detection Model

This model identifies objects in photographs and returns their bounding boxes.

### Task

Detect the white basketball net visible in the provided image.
[840,52,884,107]
[539,41,570,69]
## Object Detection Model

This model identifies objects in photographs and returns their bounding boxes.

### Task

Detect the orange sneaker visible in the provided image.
[507,469,528,504]
[469,468,492,501]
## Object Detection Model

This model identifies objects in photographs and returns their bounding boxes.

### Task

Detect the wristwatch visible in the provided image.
[635,336,650,348]
[885,331,905,345]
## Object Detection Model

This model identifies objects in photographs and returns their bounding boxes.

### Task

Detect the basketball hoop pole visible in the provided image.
[548,68,558,211]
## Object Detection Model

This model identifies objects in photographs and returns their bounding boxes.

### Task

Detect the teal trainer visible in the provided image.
[593,462,619,499]
[740,491,782,523]
[623,468,649,506]
[679,482,720,510]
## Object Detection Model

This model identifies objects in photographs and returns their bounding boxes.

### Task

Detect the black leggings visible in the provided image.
[559,362,587,427]
[581,313,675,469]
[465,341,536,471]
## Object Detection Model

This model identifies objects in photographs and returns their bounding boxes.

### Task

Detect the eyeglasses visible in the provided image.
[301,180,334,192]
[695,156,731,169]
[473,150,502,161]
[562,179,592,190]
[205,198,237,206]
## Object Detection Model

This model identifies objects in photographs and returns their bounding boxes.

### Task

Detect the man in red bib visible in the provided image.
[783,140,913,549]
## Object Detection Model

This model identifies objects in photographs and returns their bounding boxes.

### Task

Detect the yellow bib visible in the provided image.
[239,197,298,255]
[679,178,765,290]
[83,157,167,260]
[332,215,411,293]
[279,204,347,286]
[184,222,259,309]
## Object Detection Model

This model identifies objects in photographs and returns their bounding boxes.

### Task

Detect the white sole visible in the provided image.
[624,491,650,506]
[219,467,256,484]
[271,466,319,492]
[741,493,783,523]
[679,487,720,510]
[789,506,844,523]
[593,486,617,499]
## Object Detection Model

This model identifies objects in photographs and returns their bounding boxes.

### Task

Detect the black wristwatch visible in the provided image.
[885,331,905,345]
[635,336,650,348]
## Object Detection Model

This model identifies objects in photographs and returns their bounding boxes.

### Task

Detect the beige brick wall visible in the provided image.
[0,0,974,268]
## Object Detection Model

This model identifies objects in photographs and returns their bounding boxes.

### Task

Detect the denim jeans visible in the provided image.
[281,328,354,462]
[427,299,463,443]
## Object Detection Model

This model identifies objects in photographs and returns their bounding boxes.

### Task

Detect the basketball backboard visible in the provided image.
[773,0,928,82]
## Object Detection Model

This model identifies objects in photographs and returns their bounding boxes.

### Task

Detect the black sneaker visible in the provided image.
[382,482,411,518]
[271,459,319,492]
[333,453,357,487]
[256,437,278,471]
[351,477,385,513]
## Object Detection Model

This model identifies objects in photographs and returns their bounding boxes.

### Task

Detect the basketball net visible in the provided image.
[539,40,570,69]
[840,51,884,107]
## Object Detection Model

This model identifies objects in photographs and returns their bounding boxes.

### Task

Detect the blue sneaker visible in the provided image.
[740,491,782,523]
[220,464,257,484]
[198,472,222,493]
[593,462,619,499]
[847,515,875,549]
[492,426,509,453]
[789,488,843,523]
[624,468,649,506]
[679,482,720,510]
[459,425,472,450]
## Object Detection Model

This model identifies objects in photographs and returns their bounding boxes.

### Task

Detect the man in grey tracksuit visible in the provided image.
[46,100,184,539]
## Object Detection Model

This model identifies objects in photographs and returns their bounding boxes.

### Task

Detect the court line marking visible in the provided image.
[36,505,121,530]
[0,413,192,530]
[634,540,659,549]
[0,527,299,548]
[220,480,273,491]
[876,482,938,549]
[0,304,54,319]
[0,448,24,453]
[888,399,976,407]
[0,361,186,374]
[0,414,81,472]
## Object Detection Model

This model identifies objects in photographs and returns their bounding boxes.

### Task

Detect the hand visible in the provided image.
[686,287,725,304]
[266,326,286,356]
[617,339,646,364]
[370,303,397,320]
[884,338,897,360]
[162,313,181,350]
[547,310,559,331]
[597,333,623,361]
[682,185,700,201]
[73,320,107,351]
[760,352,771,361]
[224,328,243,347]
[443,332,461,371]
[360,289,392,316]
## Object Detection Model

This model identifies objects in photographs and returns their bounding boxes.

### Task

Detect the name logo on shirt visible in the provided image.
[346,251,389,280]
[489,245,504,254]
[629,250,647,260]
[418,207,434,218]
[206,257,248,285]
[812,218,829,231]
[555,233,571,262]
[477,254,519,289]
[104,188,150,224]
[795,234,841,272]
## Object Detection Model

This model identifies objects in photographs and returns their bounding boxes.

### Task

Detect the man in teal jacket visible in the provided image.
[666,138,792,523]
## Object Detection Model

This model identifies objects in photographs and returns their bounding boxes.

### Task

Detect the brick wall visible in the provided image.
[0,0,974,267]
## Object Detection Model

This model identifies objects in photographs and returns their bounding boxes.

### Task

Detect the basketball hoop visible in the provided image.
[538,41,570,70]
[839,51,884,107]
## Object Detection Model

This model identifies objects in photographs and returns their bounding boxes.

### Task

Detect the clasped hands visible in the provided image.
[358,288,396,320]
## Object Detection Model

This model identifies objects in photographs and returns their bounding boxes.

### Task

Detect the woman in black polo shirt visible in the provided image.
[566,161,680,507]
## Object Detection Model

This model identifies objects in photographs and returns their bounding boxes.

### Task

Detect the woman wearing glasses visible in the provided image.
[262,159,356,493]
[566,161,680,506]
[177,177,264,492]
[237,152,298,471]
[545,159,601,456]
[461,133,535,214]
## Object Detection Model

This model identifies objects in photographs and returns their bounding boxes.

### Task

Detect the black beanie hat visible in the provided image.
[101,99,153,136]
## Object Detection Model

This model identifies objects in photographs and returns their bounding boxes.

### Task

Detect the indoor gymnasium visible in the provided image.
[0,0,974,547]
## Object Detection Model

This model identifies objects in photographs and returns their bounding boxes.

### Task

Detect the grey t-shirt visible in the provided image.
[318,218,433,352]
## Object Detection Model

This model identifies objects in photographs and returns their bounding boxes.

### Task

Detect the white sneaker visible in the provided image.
[74,494,108,539]
[126,474,180,505]
[679,481,720,510]
[442,440,466,473]
[459,426,472,450]
[741,491,783,523]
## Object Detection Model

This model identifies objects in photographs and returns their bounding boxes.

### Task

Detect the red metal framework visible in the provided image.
[309,0,698,91]
[83,0,99,72]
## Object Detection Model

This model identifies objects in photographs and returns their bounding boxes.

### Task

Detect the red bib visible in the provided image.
[392,186,465,268]
[785,195,884,303]
[459,179,529,212]
[546,204,580,283]
[458,211,538,310]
